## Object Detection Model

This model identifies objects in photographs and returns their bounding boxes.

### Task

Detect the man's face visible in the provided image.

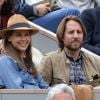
[63,20,84,51]
[53,92,73,100]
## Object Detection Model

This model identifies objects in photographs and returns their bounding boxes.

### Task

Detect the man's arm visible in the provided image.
[14,0,51,18]
[39,55,53,86]
[14,0,38,18]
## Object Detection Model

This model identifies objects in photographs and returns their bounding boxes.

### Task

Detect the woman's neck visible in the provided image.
[5,44,26,60]
[19,52,25,60]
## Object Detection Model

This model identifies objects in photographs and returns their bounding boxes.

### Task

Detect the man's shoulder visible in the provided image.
[82,49,100,61]
[46,50,59,55]
[41,50,64,62]
[45,50,63,57]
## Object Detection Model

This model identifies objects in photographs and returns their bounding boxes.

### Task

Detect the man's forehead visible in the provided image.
[65,20,82,30]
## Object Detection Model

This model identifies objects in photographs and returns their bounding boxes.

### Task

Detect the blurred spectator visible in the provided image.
[0,14,48,89]
[39,16,100,87]
[47,0,100,12]
[14,0,80,33]
[0,0,15,29]
[46,84,75,100]
[80,7,100,55]
[0,0,15,54]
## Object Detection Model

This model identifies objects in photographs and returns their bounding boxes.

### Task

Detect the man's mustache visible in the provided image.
[71,39,81,43]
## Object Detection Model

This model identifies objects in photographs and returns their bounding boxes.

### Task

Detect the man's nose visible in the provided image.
[73,31,78,37]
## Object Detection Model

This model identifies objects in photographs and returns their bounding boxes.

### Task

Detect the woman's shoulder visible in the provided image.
[0,54,18,71]
[0,53,16,63]
[0,54,8,59]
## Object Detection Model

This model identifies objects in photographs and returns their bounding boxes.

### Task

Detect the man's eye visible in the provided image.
[68,31,74,34]
[77,31,82,34]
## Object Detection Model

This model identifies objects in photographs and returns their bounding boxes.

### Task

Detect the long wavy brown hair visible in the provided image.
[4,30,38,79]
[56,16,87,51]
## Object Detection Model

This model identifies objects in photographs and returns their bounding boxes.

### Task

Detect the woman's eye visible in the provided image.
[16,33,21,36]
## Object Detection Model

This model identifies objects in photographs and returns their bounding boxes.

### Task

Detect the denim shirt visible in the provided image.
[0,54,48,89]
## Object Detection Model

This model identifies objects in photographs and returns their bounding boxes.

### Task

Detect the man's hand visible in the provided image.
[38,3,51,16]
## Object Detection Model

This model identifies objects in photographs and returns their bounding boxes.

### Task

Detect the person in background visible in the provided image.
[46,84,75,100]
[46,0,100,12]
[39,16,100,87]
[0,0,15,29]
[0,0,15,54]
[0,14,48,89]
[14,0,80,33]
[80,7,100,56]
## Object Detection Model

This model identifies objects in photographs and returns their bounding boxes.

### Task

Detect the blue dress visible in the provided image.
[0,54,48,89]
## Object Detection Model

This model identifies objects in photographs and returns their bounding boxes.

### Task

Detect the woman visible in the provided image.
[0,0,15,29]
[0,14,49,89]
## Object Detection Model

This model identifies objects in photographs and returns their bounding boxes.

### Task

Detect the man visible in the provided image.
[14,0,80,33]
[80,7,100,56]
[46,84,75,100]
[39,16,100,86]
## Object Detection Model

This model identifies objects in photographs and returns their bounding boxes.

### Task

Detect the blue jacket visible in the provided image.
[14,0,38,18]
[0,54,48,89]
[80,7,100,55]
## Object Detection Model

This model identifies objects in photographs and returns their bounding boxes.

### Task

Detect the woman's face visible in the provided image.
[8,30,31,54]
[0,0,5,7]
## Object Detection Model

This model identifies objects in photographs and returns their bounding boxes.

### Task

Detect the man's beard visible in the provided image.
[64,42,83,51]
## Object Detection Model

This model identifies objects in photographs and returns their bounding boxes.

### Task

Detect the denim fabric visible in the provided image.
[15,0,34,18]
[15,0,80,33]
[0,54,48,89]
[33,6,80,33]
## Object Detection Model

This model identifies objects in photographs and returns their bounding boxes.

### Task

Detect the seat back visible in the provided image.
[71,85,94,100]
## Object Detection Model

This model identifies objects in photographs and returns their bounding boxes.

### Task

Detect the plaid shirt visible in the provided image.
[66,54,87,85]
